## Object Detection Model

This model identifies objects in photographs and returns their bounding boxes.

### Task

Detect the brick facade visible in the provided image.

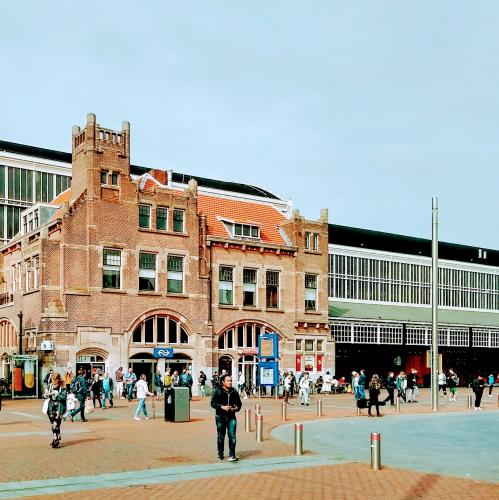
[0,114,331,390]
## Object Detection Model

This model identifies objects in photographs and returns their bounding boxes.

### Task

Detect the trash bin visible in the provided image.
[164,387,190,422]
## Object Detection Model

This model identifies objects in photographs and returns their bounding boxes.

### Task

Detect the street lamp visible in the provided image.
[431,198,439,412]
[18,311,23,355]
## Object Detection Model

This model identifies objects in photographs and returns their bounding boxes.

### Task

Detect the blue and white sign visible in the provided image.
[258,360,279,386]
[258,333,279,360]
[153,347,174,359]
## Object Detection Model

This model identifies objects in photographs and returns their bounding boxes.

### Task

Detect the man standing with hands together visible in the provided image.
[210,374,242,462]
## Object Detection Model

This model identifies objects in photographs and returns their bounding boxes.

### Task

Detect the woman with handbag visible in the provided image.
[44,373,67,448]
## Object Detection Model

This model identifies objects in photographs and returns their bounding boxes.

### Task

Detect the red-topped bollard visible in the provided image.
[370,432,381,470]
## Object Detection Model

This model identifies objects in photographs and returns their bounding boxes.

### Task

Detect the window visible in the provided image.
[132,315,189,344]
[243,268,257,307]
[103,249,121,289]
[173,209,184,232]
[33,256,39,289]
[296,339,302,350]
[100,171,107,185]
[317,339,323,351]
[266,271,279,308]
[218,323,269,349]
[305,339,314,351]
[25,259,31,291]
[111,172,119,186]
[139,252,156,291]
[219,266,234,305]
[23,216,28,234]
[234,223,259,239]
[156,207,168,230]
[305,232,319,251]
[167,255,184,293]
[305,274,318,311]
[139,205,151,228]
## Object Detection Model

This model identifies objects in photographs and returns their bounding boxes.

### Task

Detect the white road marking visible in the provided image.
[9,411,45,420]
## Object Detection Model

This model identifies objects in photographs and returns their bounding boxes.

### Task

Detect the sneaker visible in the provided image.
[474,407,478,411]
[145,417,150,420]
[478,407,482,411]
[228,456,239,462]
[218,455,224,461]
[133,417,141,420]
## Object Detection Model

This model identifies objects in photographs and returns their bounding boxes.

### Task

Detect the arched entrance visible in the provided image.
[76,348,108,383]
[165,353,192,376]
[129,352,156,388]
[238,355,257,390]
[218,355,233,375]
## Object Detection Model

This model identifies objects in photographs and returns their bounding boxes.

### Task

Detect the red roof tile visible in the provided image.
[197,194,288,245]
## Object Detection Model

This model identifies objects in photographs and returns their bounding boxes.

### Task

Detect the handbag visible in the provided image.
[42,398,50,415]
[84,397,95,414]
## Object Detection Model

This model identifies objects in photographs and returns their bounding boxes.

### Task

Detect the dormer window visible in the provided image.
[234,223,259,239]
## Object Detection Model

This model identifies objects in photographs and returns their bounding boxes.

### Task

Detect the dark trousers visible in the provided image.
[216,415,237,458]
[70,394,85,420]
[489,385,494,395]
[369,397,380,416]
[397,389,406,402]
[384,388,395,405]
[475,390,483,408]
[92,392,102,408]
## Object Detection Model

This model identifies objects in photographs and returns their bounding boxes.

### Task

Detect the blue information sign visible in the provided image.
[258,360,279,386]
[153,347,174,359]
[258,333,279,360]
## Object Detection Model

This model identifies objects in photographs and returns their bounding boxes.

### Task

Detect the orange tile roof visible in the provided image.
[197,194,288,245]
[50,188,71,206]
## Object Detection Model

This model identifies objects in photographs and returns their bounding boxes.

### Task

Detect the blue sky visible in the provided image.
[1,2,498,248]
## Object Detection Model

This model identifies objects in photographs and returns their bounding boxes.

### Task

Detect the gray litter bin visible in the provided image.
[164,387,190,422]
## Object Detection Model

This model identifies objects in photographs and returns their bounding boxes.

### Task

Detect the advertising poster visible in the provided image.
[304,354,314,372]
[295,354,302,372]
[316,354,323,372]
[260,367,274,385]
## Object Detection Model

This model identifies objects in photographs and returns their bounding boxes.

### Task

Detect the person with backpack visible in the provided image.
[471,373,485,410]
[44,372,67,448]
[198,370,207,397]
[396,371,407,403]
[69,368,87,422]
[368,374,383,417]
[154,369,163,401]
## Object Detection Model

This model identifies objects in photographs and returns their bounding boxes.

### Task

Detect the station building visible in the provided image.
[0,115,330,388]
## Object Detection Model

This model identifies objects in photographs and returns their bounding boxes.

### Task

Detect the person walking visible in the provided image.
[90,374,102,408]
[43,368,54,390]
[438,370,447,397]
[133,374,154,420]
[198,370,207,397]
[358,370,367,399]
[101,373,113,409]
[368,374,382,417]
[411,369,419,402]
[124,368,137,402]
[283,373,292,404]
[383,371,396,405]
[238,371,247,399]
[115,367,124,399]
[488,373,495,397]
[187,370,194,400]
[154,369,163,401]
[171,370,180,387]
[44,373,67,448]
[352,372,362,401]
[322,371,332,395]
[299,372,311,406]
[63,390,76,421]
[396,371,407,403]
[472,373,485,410]
[164,369,172,390]
[69,368,87,422]
[210,373,242,462]
[64,369,74,389]
[447,369,459,401]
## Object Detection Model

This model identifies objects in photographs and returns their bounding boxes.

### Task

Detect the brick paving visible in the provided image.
[1,389,498,498]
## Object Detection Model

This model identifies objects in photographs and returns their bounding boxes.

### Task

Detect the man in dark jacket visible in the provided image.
[69,368,88,422]
[210,373,242,462]
[383,371,396,405]
[472,374,484,410]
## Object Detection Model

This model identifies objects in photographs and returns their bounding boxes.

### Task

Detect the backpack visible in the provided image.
[70,377,83,395]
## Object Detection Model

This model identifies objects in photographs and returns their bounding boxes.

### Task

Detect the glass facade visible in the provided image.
[329,252,499,311]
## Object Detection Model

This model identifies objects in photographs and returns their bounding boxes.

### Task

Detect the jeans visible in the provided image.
[116,381,124,398]
[126,384,134,401]
[215,415,237,458]
[102,390,112,408]
[384,388,395,405]
[135,398,148,417]
[300,387,309,404]
[70,394,85,420]
[200,384,206,397]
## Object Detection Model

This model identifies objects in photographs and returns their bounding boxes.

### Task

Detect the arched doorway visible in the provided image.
[130,352,156,388]
[238,355,257,390]
[165,353,192,377]
[218,355,233,376]
[76,348,108,384]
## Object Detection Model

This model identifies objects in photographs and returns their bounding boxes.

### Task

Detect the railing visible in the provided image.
[0,292,13,305]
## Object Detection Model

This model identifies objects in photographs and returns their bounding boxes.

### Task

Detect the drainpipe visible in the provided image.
[18,311,23,355]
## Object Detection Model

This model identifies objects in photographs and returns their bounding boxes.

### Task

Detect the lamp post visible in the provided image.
[18,311,23,355]
[431,198,439,412]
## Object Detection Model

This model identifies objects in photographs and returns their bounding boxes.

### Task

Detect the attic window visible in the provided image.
[234,223,259,239]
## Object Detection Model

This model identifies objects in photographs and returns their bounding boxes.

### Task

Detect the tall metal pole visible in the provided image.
[431,198,439,411]
[18,311,23,355]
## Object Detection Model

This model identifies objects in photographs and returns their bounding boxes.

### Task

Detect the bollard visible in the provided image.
[497,394,499,408]
[256,414,263,442]
[356,406,361,416]
[370,432,381,470]
[467,395,473,409]
[254,404,261,427]
[396,397,400,413]
[294,423,303,456]
[245,408,252,432]
[282,401,287,421]
[317,399,323,417]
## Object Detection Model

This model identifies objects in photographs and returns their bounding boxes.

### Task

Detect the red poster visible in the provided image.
[295,354,302,372]
[317,355,323,372]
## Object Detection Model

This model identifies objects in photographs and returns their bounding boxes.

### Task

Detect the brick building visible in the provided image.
[0,114,331,389]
